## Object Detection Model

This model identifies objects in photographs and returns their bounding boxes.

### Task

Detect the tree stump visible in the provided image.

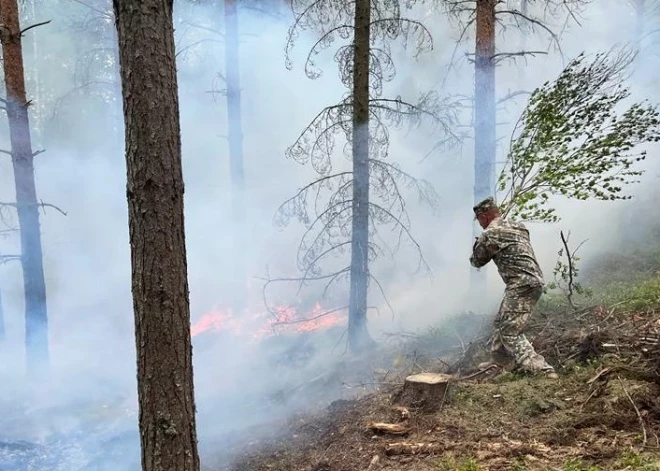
[394,373,452,412]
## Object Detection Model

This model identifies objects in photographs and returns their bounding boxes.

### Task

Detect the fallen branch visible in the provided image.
[457,364,498,381]
[366,422,410,435]
[617,375,647,447]
[384,442,444,456]
[586,366,612,385]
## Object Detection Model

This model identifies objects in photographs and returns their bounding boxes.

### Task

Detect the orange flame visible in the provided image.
[190,303,346,340]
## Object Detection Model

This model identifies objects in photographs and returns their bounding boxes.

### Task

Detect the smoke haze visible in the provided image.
[0,0,658,469]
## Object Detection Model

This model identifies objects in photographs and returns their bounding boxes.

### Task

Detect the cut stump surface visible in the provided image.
[394,373,452,412]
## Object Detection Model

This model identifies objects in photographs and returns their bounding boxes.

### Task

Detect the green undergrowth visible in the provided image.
[431,453,660,471]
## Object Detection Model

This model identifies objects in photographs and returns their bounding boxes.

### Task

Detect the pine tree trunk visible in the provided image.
[0,283,5,342]
[348,0,374,353]
[469,0,496,301]
[517,0,528,85]
[224,0,247,316]
[113,1,200,470]
[634,0,645,42]
[0,0,50,374]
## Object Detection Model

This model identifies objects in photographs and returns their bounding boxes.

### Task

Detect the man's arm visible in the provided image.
[469,232,499,268]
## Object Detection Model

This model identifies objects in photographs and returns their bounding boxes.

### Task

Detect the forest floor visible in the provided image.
[217,275,660,471]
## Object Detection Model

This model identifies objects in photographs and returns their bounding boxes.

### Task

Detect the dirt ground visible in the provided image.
[217,305,660,471]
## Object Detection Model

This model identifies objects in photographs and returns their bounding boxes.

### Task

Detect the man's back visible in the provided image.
[471,217,544,290]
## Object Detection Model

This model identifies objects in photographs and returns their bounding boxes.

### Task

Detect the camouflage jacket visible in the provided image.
[470,217,544,290]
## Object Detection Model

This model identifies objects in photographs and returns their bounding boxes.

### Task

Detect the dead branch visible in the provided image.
[269,305,347,327]
[617,375,647,447]
[0,254,21,264]
[490,50,548,64]
[496,10,562,53]
[366,421,410,435]
[0,201,67,216]
[20,20,51,36]
[383,442,444,456]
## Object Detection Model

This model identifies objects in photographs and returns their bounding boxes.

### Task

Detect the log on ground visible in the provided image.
[393,373,452,411]
[384,442,444,456]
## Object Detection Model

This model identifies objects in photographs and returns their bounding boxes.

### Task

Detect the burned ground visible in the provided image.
[220,303,660,471]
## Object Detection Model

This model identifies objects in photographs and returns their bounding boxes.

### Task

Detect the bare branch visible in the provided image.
[496,90,532,105]
[270,305,347,326]
[0,201,67,216]
[0,254,21,265]
[20,20,52,36]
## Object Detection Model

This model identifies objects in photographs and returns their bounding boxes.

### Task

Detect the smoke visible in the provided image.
[0,0,659,469]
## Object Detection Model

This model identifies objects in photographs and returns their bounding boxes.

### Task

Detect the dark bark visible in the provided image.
[0,0,49,373]
[224,0,247,315]
[113,1,200,471]
[470,0,496,299]
[348,0,373,352]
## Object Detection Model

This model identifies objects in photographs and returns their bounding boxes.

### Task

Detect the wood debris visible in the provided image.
[383,442,444,456]
[366,421,410,435]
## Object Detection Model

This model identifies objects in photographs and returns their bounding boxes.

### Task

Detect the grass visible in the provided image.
[434,454,483,471]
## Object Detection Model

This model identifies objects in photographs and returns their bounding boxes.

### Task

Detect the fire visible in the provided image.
[190,302,346,340]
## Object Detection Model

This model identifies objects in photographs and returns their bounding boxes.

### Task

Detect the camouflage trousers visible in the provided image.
[490,285,554,373]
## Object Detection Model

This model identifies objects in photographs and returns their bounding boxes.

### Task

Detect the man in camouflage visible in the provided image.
[470,197,558,379]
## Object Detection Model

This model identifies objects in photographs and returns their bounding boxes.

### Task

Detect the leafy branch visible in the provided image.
[545,230,591,309]
[498,46,660,222]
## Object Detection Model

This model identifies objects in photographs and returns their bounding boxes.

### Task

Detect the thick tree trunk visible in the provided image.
[348,0,373,353]
[113,1,200,471]
[224,0,247,316]
[469,0,496,301]
[394,373,452,412]
[0,0,50,373]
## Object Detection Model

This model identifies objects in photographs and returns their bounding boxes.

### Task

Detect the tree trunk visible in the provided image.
[517,0,528,86]
[469,0,496,302]
[633,0,645,44]
[348,0,373,353]
[0,0,50,374]
[113,1,200,471]
[0,283,5,342]
[224,0,247,316]
[394,373,452,412]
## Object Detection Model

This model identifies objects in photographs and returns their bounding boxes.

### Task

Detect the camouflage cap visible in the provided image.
[473,197,498,217]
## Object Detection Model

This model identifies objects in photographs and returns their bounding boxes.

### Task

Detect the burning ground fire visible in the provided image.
[190,303,347,340]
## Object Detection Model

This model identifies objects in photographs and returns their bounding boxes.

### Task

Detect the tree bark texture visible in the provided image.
[348,0,373,353]
[470,0,496,300]
[113,1,200,471]
[224,0,247,316]
[0,0,50,373]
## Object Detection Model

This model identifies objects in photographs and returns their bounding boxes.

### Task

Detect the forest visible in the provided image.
[1,0,660,470]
